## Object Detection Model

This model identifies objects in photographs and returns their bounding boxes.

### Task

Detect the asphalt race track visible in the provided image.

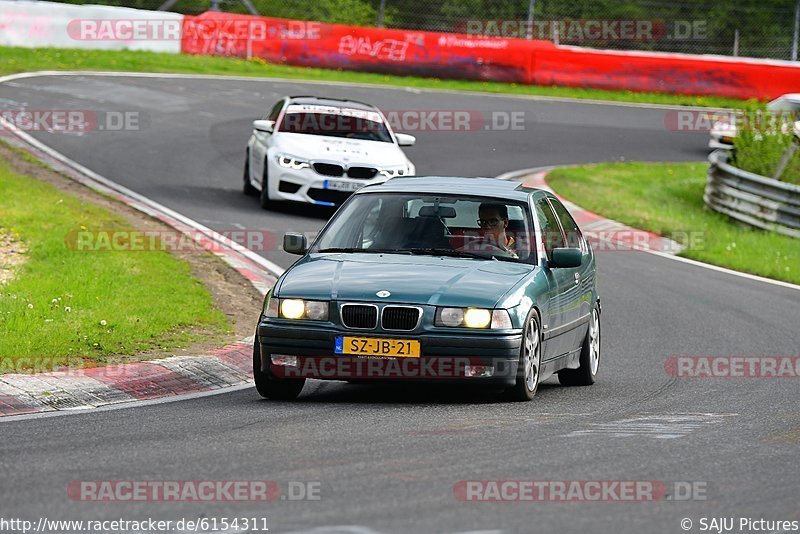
[1,74,799,534]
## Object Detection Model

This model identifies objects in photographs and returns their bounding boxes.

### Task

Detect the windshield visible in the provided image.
[278,105,393,143]
[314,193,536,263]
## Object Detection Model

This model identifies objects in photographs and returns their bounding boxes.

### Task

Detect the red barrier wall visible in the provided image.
[181,11,800,100]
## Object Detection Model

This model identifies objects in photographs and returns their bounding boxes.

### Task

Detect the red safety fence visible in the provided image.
[181,11,800,100]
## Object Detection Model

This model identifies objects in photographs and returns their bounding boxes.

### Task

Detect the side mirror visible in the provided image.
[550,247,582,268]
[395,133,416,147]
[794,120,800,140]
[283,232,308,255]
[253,119,274,133]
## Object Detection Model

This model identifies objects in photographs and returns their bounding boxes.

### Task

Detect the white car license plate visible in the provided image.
[324,180,363,192]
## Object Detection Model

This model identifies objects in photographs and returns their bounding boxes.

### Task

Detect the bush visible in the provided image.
[732,120,800,185]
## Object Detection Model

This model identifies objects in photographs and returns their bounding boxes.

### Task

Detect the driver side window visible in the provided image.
[535,196,565,260]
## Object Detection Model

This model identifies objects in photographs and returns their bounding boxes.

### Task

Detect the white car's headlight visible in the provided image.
[379,166,409,178]
[265,297,329,321]
[435,307,512,329]
[277,154,310,170]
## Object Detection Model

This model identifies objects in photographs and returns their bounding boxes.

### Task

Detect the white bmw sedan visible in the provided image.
[243,96,416,208]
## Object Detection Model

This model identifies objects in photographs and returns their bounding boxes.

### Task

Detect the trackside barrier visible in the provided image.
[705,150,800,238]
[180,11,800,100]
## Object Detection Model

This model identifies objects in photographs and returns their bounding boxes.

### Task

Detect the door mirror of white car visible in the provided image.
[395,133,416,147]
[794,121,800,140]
[283,232,308,255]
[253,120,275,133]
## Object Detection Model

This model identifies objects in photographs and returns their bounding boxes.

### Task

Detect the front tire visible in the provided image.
[253,337,305,400]
[559,305,600,387]
[243,152,257,196]
[504,311,542,402]
[259,159,277,210]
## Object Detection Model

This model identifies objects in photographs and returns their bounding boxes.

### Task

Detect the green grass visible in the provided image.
[0,156,229,371]
[547,162,800,284]
[0,46,761,110]
[733,128,800,185]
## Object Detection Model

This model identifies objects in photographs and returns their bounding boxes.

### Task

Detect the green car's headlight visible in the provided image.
[263,296,329,321]
[435,307,512,329]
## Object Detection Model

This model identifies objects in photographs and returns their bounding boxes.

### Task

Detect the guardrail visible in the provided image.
[705,150,800,239]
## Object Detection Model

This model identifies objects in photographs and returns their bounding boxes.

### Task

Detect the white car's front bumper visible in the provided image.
[268,165,398,206]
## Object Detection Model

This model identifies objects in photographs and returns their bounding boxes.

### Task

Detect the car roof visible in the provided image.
[287,96,378,112]
[359,176,542,201]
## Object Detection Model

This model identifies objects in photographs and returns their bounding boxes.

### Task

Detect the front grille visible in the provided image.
[313,162,344,176]
[347,166,378,179]
[382,306,420,331]
[307,188,352,205]
[341,304,378,329]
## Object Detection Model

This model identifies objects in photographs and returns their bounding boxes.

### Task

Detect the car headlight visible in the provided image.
[263,294,329,321]
[277,154,310,170]
[435,307,512,329]
[267,298,329,321]
[379,166,408,178]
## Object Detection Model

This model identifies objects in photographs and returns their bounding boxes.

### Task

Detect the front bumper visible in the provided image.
[257,320,522,386]
[270,166,386,206]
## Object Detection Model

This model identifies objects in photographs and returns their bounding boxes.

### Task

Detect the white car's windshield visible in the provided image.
[314,193,536,263]
[278,105,393,143]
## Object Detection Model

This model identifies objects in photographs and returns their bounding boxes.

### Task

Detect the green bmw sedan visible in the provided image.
[255,176,601,401]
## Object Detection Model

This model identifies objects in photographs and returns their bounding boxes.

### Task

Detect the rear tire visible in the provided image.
[259,159,277,210]
[503,310,541,402]
[558,305,600,387]
[243,152,257,196]
[253,337,305,400]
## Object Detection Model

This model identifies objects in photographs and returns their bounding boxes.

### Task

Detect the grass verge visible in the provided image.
[547,162,800,285]
[0,152,229,369]
[0,46,759,110]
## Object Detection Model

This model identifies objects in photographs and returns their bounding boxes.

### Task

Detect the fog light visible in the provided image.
[465,365,495,377]
[271,355,298,367]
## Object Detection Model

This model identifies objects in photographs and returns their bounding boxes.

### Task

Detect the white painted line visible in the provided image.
[0,70,733,112]
[0,383,254,423]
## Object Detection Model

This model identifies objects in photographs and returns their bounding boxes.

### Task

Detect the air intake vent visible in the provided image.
[382,306,420,331]
[341,304,378,329]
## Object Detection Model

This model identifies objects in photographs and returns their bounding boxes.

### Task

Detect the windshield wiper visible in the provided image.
[317,247,412,254]
[405,248,520,262]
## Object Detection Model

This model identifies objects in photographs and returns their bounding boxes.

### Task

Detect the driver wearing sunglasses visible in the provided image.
[475,203,518,258]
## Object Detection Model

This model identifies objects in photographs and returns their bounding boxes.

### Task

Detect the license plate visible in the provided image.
[335,336,420,358]
[325,180,363,192]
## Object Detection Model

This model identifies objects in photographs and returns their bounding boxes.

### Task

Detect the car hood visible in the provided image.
[276,253,534,308]
[272,133,409,167]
